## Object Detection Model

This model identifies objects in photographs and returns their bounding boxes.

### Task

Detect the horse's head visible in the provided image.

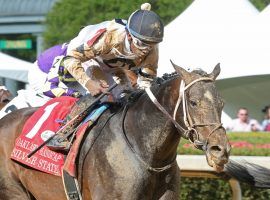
[171,61,231,172]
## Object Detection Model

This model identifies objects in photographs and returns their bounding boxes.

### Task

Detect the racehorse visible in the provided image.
[0,63,231,199]
[0,88,12,110]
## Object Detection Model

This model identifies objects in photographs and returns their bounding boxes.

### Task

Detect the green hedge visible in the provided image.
[178,132,270,199]
[180,178,270,200]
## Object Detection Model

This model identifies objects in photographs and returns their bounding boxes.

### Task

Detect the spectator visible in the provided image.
[261,106,270,132]
[227,107,262,132]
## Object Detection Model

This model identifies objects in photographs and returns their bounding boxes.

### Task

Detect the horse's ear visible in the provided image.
[170,60,192,82]
[209,63,221,80]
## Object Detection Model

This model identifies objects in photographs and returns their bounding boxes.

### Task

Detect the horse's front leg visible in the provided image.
[159,190,179,200]
[159,166,181,200]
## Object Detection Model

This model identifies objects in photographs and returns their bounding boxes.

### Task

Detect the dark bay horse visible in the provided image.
[0,64,231,199]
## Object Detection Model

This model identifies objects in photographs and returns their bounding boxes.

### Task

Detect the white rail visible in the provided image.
[177,155,270,171]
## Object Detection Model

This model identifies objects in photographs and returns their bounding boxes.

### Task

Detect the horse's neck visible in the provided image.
[126,78,181,166]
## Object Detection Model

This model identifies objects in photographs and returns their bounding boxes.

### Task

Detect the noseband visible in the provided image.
[145,77,223,151]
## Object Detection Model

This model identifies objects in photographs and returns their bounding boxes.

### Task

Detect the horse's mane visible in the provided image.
[152,68,209,86]
[152,72,179,86]
[121,68,211,106]
[120,72,179,106]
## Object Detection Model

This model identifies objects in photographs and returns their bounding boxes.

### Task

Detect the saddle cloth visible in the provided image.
[11,96,77,176]
[10,96,109,177]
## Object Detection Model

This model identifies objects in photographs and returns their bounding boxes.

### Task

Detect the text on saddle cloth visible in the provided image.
[10,96,109,177]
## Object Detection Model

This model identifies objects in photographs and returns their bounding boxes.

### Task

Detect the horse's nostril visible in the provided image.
[209,145,225,158]
[210,145,222,152]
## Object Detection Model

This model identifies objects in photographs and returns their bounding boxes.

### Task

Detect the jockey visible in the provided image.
[32,3,164,151]
[28,2,164,101]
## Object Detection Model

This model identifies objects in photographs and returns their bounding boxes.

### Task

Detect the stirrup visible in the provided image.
[47,137,71,152]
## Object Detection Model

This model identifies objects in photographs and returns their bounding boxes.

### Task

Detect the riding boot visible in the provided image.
[47,94,96,152]
[46,86,130,152]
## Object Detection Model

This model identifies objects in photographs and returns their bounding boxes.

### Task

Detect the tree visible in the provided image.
[250,0,270,11]
[44,0,269,48]
[43,0,193,47]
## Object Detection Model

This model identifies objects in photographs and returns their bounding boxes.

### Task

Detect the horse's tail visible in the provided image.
[224,159,270,188]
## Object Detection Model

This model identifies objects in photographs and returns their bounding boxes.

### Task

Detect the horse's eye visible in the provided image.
[190,100,197,107]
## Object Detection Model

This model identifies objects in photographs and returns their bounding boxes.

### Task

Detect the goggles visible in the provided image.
[130,34,155,50]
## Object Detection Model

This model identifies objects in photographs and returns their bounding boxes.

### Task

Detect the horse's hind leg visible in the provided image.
[0,172,34,200]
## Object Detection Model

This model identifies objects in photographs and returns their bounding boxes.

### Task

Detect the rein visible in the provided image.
[146,77,223,151]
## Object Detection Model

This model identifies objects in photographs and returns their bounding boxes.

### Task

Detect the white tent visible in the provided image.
[251,4,270,44]
[221,4,270,121]
[259,4,270,17]
[158,0,260,78]
[158,0,270,122]
[0,52,33,83]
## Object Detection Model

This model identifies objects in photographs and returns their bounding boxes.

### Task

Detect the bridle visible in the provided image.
[145,77,223,151]
[121,76,223,172]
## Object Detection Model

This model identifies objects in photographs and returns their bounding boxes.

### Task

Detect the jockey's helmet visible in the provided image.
[127,3,164,45]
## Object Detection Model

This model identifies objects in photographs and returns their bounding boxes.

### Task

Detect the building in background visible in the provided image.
[0,0,57,56]
[0,0,57,94]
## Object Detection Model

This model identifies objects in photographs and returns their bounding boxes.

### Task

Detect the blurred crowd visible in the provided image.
[226,106,270,132]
